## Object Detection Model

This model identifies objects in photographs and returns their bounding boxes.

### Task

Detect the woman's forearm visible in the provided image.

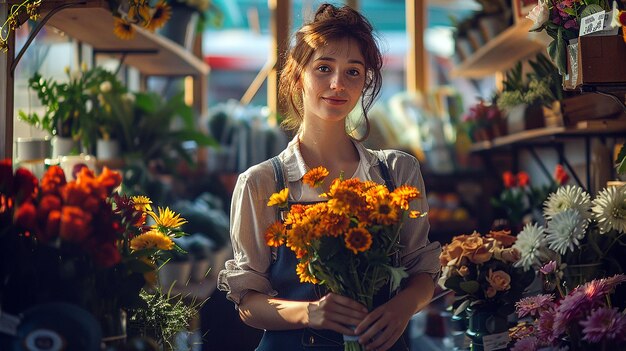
[238,290,311,330]
[395,272,436,315]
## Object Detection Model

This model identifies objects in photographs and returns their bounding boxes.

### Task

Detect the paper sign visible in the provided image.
[580,11,606,36]
[482,331,511,351]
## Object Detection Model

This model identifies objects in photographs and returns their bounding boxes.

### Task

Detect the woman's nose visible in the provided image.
[330,73,345,91]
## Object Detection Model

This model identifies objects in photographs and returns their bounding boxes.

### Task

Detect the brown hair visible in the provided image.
[278,3,383,134]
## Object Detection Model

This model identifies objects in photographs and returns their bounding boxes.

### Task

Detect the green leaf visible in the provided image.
[386,265,408,293]
[459,280,480,294]
[581,4,604,17]
[555,28,567,76]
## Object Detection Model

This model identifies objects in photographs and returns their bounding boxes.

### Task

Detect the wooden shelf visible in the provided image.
[42,1,209,77]
[469,119,626,152]
[451,19,546,78]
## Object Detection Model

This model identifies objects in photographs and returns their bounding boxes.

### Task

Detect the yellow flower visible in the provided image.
[408,210,422,218]
[302,166,329,188]
[368,197,400,225]
[267,188,289,207]
[130,229,174,250]
[131,195,152,212]
[145,1,171,31]
[296,261,319,284]
[150,206,187,229]
[113,17,135,40]
[345,227,372,254]
[265,221,286,247]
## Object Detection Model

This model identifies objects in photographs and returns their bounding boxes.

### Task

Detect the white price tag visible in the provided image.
[482,331,511,351]
[580,11,606,36]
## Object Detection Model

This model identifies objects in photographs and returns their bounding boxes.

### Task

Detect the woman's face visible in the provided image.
[300,37,366,125]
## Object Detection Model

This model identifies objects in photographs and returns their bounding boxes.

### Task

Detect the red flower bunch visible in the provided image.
[2,159,123,267]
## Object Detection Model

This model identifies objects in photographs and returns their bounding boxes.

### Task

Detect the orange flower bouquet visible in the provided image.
[0,159,188,336]
[265,166,423,351]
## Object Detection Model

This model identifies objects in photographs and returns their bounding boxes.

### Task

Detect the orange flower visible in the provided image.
[36,194,62,225]
[390,185,420,210]
[553,164,569,185]
[59,206,92,243]
[113,17,135,40]
[265,221,286,247]
[344,227,372,254]
[130,229,174,251]
[39,210,61,243]
[40,165,66,196]
[90,243,121,268]
[14,200,36,232]
[14,168,38,205]
[97,167,122,192]
[320,212,350,237]
[144,1,171,31]
[517,172,529,187]
[302,166,329,188]
[486,269,511,291]
[502,171,515,188]
[487,229,516,247]
[368,197,399,225]
[408,210,422,218]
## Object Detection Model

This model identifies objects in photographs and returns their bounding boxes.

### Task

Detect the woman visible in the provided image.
[218,4,441,350]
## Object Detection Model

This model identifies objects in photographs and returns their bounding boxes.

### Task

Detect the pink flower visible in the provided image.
[537,309,558,344]
[580,307,626,344]
[540,260,557,275]
[511,336,539,351]
[516,294,555,318]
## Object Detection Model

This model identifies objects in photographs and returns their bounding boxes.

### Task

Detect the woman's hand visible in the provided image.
[307,293,369,335]
[354,295,413,351]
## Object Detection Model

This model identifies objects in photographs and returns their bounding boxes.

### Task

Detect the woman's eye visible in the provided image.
[347,69,361,76]
[317,65,330,72]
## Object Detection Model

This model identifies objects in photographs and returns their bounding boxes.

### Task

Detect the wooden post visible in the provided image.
[406,0,428,94]
[267,0,290,123]
[1,1,15,160]
[345,0,359,9]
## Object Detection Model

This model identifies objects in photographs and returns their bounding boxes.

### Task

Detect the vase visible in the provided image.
[562,262,604,293]
[96,138,121,161]
[465,307,510,351]
[99,308,127,349]
[52,136,79,158]
[158,4,198,50]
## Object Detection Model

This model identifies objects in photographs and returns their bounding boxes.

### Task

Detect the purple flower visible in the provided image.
[516,294,555,318]
[540,261,557,274]
[511,336,539,351]
[537,309,558,344]
[580,307,626,344]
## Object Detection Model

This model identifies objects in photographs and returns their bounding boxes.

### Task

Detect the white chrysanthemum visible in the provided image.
[513,223,549,271]
[543,185,592,220]
[545,208,588,255]
[592,185,626,234]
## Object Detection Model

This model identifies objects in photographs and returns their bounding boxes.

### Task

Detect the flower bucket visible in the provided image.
[465,307,510,351]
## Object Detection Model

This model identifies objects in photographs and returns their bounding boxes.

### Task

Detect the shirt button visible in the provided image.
[309,335,315,344]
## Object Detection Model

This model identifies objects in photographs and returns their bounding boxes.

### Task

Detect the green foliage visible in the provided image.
[497,53,561,109]
[617,145,626,174]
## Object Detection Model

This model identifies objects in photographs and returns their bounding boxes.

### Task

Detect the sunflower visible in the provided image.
[344,227,372,254]
[113,18,135,40]
[130,229,174,250]
[265,221,286,247]
[302,166,329,188]
[267,188,289,207]
[150,206,187,230]
[144,1,171,31]
[131,195,152,212]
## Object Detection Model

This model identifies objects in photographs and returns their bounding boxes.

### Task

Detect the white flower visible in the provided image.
[544,185,592,220]
[592,185,626,234]
[514,223,549,271]
[100,81,112,93]
[545,208,588,255]
[527,0,550,31]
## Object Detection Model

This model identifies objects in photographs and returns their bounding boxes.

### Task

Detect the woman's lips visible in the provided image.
[322,97,348,105]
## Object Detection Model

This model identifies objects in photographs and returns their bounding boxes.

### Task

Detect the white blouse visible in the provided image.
[217,136,442,306]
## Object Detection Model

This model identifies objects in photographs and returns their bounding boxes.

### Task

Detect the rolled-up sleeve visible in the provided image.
[386,151,442,280]
[217,165,279,306]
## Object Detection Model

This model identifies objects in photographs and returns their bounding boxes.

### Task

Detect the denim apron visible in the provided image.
[255,155,409,351]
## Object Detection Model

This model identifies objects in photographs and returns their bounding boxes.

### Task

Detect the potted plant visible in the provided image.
[158,0,223,48]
